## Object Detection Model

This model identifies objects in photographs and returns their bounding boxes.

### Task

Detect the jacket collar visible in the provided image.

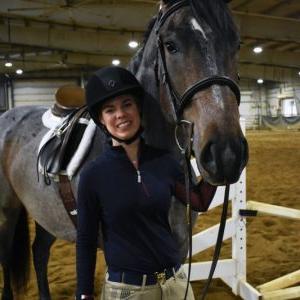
[104,138,146,162]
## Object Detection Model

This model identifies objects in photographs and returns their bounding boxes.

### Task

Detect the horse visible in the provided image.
[0,0,248,299]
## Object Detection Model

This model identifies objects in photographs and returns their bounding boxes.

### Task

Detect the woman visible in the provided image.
[76,66,216,300]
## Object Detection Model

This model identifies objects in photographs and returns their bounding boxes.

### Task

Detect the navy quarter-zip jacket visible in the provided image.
[76,140,216,296]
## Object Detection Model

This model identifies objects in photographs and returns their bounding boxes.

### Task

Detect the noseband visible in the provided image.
[155,0,240,121]
[154,2,239,300]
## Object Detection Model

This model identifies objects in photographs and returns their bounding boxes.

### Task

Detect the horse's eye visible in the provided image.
[165,42,178,54]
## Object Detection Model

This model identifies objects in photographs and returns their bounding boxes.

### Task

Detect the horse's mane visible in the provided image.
[143,16,158,47]
[129,16,157,73]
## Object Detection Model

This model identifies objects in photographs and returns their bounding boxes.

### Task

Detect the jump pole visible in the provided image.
[261,286,300,300]
[257,270,300,293]
[246,201,300,220]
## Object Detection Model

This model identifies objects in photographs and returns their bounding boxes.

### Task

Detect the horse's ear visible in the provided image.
[160,0,174,7]
[159,0,168,11]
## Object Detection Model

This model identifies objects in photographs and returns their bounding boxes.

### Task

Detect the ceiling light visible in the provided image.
[112,59,120,66]
[25,52,36,57]
[128,40,139,48]
[257,78,264,84]
[16,69,23,75]
[5,62,13,67]
[253,46,263,54]
[10,53,21,58]
[298,71,300,76]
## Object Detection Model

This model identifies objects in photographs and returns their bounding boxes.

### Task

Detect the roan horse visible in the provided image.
[0,0,248,299]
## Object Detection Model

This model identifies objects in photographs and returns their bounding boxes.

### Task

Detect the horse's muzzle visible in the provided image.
[199,136,249,185]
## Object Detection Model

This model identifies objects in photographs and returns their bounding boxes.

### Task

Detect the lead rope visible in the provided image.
[175,121,230,300]
[200,184,230,300]
[175,120,193,300]
[182,153,193,300]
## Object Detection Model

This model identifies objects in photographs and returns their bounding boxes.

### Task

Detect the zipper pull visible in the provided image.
[137,170,141,183]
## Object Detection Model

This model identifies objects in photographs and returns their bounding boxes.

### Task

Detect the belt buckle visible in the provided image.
[155,271,166,285]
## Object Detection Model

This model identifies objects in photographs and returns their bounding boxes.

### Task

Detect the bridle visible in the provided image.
[155,0,240,121]
[154,1,240,299]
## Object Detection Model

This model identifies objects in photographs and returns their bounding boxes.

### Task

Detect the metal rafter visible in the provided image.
[260,0,300,16]
[231,0,254,10]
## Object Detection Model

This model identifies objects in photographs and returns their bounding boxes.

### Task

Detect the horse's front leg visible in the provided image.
[32,222,56,300]
[1,265,13,300]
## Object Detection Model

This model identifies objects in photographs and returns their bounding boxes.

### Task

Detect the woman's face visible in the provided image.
[99,94,141,141]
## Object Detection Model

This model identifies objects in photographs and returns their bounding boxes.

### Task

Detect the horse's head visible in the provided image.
[131,0,248,186]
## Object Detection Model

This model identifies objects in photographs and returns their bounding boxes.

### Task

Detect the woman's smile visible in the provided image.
[117,120,131,129]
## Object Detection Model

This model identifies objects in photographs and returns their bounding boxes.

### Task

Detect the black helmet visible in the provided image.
[85,66,144,126]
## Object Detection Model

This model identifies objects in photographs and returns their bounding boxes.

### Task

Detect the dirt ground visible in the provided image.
[192,130,300,299]
[4,130,300,299]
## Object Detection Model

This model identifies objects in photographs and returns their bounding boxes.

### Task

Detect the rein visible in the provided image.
[154,1,239,299]
[175,120,194,300]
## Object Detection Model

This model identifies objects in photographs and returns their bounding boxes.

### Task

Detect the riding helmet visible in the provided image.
[85,66,144,126]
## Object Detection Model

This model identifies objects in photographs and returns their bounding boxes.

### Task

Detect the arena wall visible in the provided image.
[11,79,79,108]
[239,80,300,129]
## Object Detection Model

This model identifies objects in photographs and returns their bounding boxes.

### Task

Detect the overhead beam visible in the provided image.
[0,21,144,55]
[239,63,300,83]
[233,12,300,43]
[6,4,299,44]
[1,18,300,59]
[231,0,253,10]
[0,3,157,32]
[0,11,300,55]
[240,47,300,69]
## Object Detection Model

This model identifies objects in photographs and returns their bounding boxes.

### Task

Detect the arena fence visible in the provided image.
[183,118,300,300]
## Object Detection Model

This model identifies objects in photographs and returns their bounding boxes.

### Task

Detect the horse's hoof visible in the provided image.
[39,295,51,300]
[1,291,14,300]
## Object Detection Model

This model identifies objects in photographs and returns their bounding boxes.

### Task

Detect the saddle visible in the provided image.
[39,85,97,179]
[38,105,92,183]
[52,85,86,117]
[37,86,96,226]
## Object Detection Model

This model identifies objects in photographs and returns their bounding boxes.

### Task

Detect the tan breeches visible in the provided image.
[100,267,195,300]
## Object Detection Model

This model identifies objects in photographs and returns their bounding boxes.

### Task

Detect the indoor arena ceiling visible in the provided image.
[0,0,300,82]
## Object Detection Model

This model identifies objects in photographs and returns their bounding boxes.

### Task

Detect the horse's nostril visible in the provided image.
[241,138,249,167]
[200,137,248,184]
[200,142,217,175]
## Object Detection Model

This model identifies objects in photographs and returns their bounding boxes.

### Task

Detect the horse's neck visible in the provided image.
[128,47,158,98]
